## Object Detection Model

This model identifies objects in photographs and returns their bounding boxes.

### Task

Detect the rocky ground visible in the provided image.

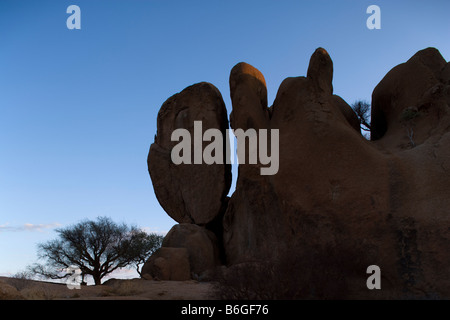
[0,276,214,300]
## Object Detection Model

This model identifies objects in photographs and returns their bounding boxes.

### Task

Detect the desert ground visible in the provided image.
[0,276,215,300]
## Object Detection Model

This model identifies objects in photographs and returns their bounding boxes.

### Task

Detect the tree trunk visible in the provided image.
[93,267,102,285]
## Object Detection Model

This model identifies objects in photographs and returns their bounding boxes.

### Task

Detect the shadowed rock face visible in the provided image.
[147,82,231,225]
[146,47,450,299]
[162,224,221,277]
[223,49,395,294]
[371,47,449,144]
[141,247,191,281]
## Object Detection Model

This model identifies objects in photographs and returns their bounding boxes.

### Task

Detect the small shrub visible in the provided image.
[114,281,143,296]
[99,280,143,297]
[401,107,421,122]
[8,271,34,291]
[400,107,421,148]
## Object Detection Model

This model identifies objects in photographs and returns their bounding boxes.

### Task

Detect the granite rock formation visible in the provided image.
[147,82,231,225]
[162,224,221,277]
[141,247,191,281]
[144,47,450,299]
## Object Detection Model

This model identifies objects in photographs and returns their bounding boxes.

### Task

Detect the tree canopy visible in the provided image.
[30,216,163,285]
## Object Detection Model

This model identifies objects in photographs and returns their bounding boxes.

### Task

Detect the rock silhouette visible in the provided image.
[147,82,231,225]
[161,224,221,277]
[145,47,450,299]
[141,247,191,281]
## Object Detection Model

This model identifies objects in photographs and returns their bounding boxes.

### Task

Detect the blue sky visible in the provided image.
[1,0,449,277]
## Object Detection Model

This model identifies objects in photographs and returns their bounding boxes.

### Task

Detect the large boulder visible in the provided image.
[371,47,449,145]
[141,247,191,281]
[148,82,231,225]
[223,47,450,298]
[162,224,221,277]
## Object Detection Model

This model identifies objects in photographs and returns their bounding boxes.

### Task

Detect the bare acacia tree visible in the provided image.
[351,100,372,133]
[29,217,161,285]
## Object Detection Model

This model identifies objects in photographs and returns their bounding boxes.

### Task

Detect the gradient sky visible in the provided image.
[1,0,449,277]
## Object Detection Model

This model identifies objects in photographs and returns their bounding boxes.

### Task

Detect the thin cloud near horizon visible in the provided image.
[140,226,168,236]
[0,222,61,233]
[0,222,168,236]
